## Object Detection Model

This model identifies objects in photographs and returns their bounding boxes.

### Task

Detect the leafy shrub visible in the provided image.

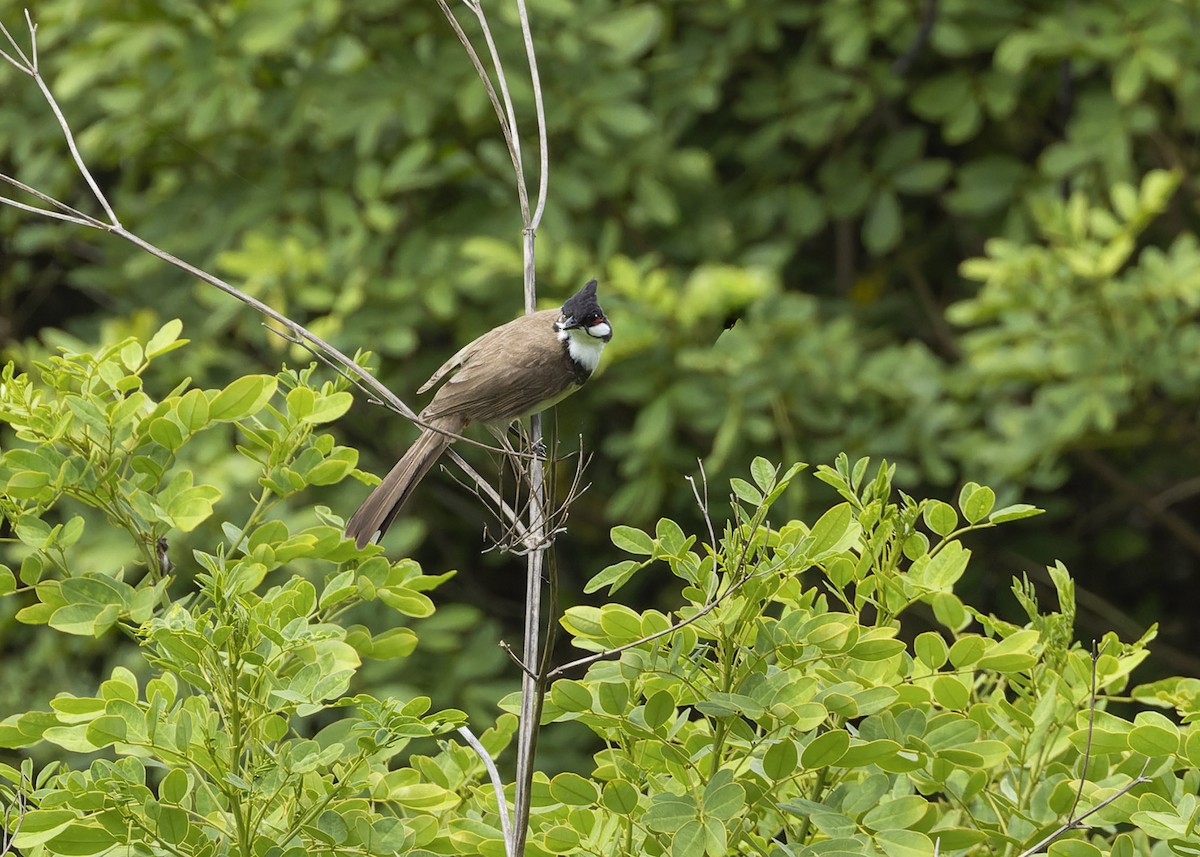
[1,324,1197,855]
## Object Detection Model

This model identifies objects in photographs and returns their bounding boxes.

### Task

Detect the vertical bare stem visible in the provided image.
[511,231,545,857]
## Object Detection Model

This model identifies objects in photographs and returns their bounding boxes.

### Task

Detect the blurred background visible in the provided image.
[2,0,1199,758]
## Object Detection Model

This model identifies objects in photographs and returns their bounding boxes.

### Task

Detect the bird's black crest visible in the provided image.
[561,279,602,322]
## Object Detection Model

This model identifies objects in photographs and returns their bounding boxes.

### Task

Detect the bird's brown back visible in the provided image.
[421,309,580,425]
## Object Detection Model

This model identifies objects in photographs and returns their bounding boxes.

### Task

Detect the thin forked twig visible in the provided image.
[1014,643,1151,857]
[547,516,800,679]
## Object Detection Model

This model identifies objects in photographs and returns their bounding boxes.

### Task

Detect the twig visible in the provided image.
[1014,643,1149,857]
[1064,643,1099,823]
[891,0,938,76]
[546,526,800,679]
[457,725,513,857]
[686,459,718,554]
[463,0,527,217]
[436,0,522,187]
[498,640,538,679]
[1015,761,1151,857]
[0,772,28,857]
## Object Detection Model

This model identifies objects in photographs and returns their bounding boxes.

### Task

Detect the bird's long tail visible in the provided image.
[346,416,462,548]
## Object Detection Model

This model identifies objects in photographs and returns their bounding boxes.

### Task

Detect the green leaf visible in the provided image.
[804,503,856,560]
[156,806,190,846]
[875,829,934,857]
[367,627,418,660]
[729,477,763,505]
[543,824,580,854]
[601,779,640,815]
[862,795,928,831]
[695,692,764,719]
[644,690,675,731]
[702,769,745,821]
[750,456,776,492]
[11,809,76,848]
[976,628,1039,672]
[671,819,706,857]
[989,503,1042,524]
[801,729,850,768]
[923,500,958,537]
[209,375,278,421]
[550,680,593,713]
[932,675,970,710]
[145,318,186,358]
[763,739,799,779]
[914,631,948,669]
[160,768,190,803]
[611,524,655,555]
[377,586,435,618]
[922,541,971,591]
[48,603,121,637]
[84,714,128,747]
[1047,841,1104,857]
[176,388,210,431]
[549,772,600,807]
[958,483,995,524]
[863,190,902,255]
[1128,712,1179,756]
[584,559,643,594]
[645,792,696,833]
[163,483,221,532]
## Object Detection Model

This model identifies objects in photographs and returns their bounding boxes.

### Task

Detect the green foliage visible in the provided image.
[0,323,474,856]
[0,323,1197,854]
[525,457,1197,856]
[5,1,1200,674]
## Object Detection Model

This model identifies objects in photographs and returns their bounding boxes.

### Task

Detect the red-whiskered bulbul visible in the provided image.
[346,279,612,548]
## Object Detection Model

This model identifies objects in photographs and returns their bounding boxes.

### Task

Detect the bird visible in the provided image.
[346,279,612,548]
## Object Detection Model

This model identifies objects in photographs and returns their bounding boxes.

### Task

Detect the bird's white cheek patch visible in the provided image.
[588,321,612,340]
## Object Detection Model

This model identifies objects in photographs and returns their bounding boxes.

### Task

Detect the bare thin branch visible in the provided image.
[498,640,537,679]
[8,14,120,226]
[0,194,97,227]
[436,0,523,193]
[1016,762,1152,857]
[464,0,528,219]
[0,172,106,225]
[457,726,513,857]
[686,459,718,552]
[514,0,548,227]
[1065,644,1099,822]
[0,13,32,70]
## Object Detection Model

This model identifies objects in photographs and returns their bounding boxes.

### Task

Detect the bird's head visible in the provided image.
[557,279,612,342]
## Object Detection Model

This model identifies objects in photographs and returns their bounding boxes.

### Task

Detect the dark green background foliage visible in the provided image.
[3,0,1200,715]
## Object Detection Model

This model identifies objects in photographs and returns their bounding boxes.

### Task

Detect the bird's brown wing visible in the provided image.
[422,309,578,425]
